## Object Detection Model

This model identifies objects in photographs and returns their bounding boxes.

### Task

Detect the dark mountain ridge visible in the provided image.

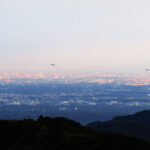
[0,116,150,150]
[87,110,150,141]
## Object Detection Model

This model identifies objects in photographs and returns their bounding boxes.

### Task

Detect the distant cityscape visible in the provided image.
[0,72,150,85]
[0,72,150,124]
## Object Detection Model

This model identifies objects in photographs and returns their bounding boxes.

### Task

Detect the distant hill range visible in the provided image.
[87,110,150,141]
[0,116,150,150]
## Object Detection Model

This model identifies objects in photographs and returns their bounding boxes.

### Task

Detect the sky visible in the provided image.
[0,0,150,73]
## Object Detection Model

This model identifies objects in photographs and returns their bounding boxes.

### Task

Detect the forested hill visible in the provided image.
[0,116,150,150]
[87,110,150,141]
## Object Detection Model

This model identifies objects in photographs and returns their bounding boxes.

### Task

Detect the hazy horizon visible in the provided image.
[1,0,150,73]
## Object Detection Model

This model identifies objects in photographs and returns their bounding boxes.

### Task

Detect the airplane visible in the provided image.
[50,64,55,66]
[145,68,150,71]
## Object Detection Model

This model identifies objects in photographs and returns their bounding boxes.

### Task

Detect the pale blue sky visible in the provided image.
[0,0,150,73]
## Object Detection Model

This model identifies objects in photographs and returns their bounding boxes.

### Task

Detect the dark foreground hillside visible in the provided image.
[87,110,150,141]
[0,116,150,150]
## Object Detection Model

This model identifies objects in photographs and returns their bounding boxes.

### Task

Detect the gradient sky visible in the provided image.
[0,0,150,73]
